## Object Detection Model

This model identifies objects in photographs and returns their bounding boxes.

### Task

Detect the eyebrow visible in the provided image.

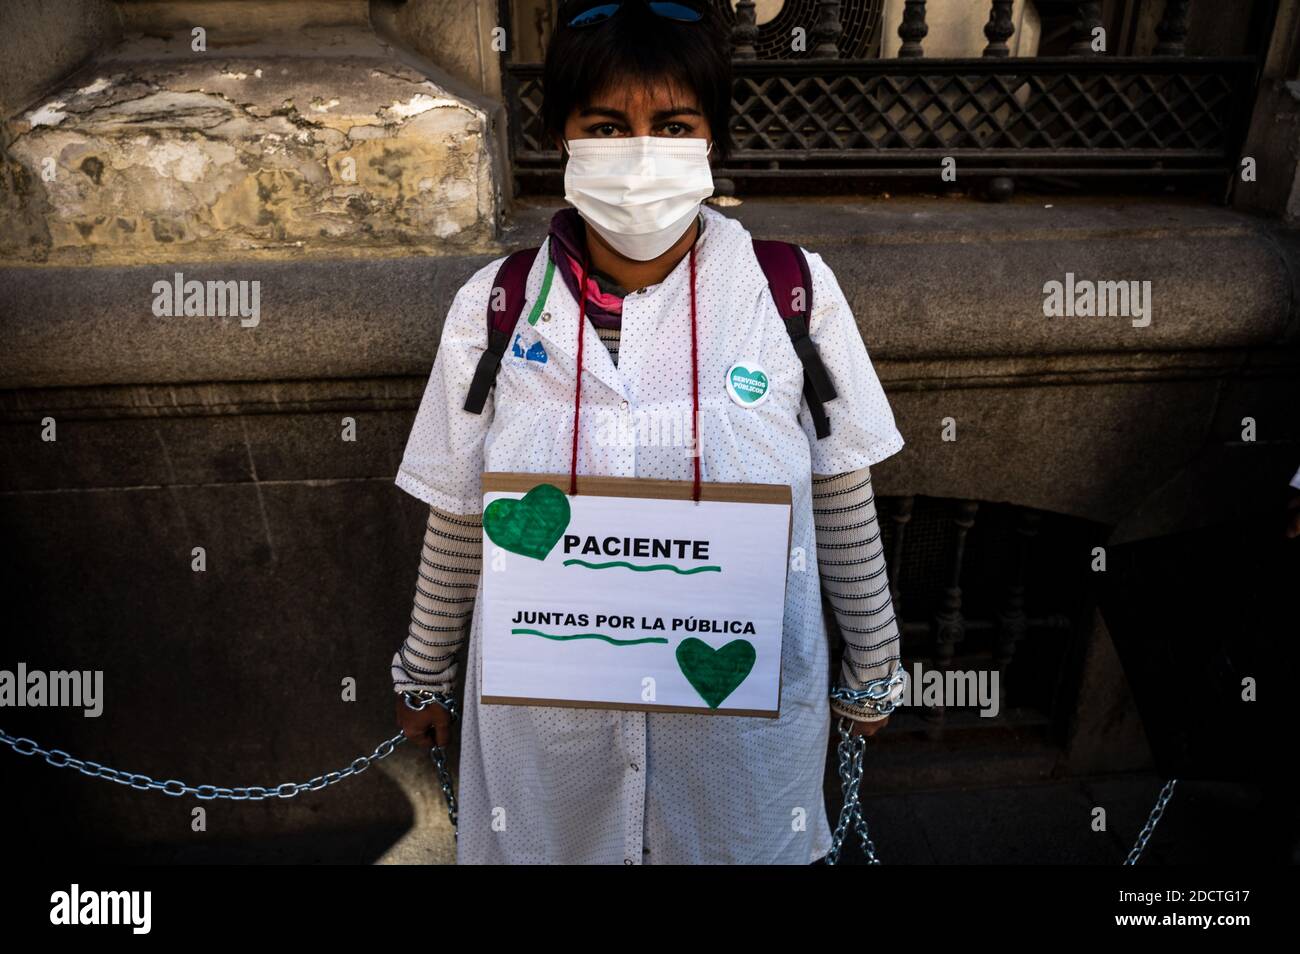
[579,105,704,122]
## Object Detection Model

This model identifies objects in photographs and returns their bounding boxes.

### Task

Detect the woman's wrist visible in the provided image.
[829,696,890,723]
[830,663,908,718]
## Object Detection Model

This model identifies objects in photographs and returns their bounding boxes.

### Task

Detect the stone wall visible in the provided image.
[0,0,122,122]
[1,1,504,265]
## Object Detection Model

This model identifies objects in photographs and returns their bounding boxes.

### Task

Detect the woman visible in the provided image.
[391,0,907,864]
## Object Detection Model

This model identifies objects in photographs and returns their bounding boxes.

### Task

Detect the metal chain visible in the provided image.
[829,665,908,719]
[401,690,459,836]
[1,685,1174,864]
[823,670,904,865]
[825,717,879,865]
[0,725,408,800]
[824,668,1178,866]
[0,690,461,834]
[1123,778,1178,865]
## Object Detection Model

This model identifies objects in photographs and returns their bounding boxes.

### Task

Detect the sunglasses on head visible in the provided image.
[562,1,706,29]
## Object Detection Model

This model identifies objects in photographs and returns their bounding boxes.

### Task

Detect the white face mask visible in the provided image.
[562,136,715,261]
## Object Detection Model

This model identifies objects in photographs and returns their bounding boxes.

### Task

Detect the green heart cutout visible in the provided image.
[483,483,571,561]
[675,637,757,709]
[729,366,769,404]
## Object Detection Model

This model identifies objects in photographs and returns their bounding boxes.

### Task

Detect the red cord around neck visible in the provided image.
[569,253,588,497]
[689,245,701,502]
[568,245,701,502]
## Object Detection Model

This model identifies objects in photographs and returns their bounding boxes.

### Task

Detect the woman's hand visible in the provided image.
[396,693,453,748]
[849,715,889,738]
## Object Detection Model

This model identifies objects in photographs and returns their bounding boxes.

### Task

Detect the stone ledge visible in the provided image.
[2,196,1297,391]
[0,376,425,420]
[1,348,1291,422]
[3,196,1296,539]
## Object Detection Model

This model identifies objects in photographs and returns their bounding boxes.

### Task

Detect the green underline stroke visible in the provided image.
[512,628,668,646]
[562,559,722,575]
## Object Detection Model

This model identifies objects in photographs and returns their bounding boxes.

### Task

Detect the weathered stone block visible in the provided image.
[2,27,500,264]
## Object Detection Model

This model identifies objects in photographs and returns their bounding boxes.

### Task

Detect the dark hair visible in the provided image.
[542,2,733,161]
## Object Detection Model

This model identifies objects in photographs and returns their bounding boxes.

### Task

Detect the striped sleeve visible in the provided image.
[391,505,483,695]
[813,467,907,723]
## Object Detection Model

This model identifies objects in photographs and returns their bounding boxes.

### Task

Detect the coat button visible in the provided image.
[541,311,551,322]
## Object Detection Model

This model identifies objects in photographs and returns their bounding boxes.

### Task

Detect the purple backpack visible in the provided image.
[463,239,837,437]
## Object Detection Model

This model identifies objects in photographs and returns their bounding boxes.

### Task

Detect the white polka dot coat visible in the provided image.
[396,204,904,864]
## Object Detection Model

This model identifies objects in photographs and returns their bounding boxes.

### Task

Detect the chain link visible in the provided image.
[1,685,1175,864]
[401,689,459,836]
[823,667,1177,866]
[829,665,908,719]
[823,668,904,865]
[825,717,879,865]
[1124,778,1178,865]
[0,725,406,801]
[0,690,461,833]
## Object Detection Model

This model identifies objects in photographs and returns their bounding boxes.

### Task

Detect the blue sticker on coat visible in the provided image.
[513,333,547,364]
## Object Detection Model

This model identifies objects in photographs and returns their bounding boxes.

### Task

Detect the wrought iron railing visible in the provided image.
[498,0,1271,191]
[826,496,1103,740]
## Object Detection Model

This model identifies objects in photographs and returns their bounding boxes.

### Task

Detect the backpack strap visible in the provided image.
[752,239,838,438]
[463,247,541,414]
[465,241,841,437]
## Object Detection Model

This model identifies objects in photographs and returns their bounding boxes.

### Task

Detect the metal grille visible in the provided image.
[498,0,1264,187]
[732,60,1243,154]
[506,56,1257,182]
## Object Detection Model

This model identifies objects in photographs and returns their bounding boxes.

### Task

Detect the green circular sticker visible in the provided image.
[726,362,770,407]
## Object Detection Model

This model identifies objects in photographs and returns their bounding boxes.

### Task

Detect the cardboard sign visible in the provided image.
[480,473,792,717]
